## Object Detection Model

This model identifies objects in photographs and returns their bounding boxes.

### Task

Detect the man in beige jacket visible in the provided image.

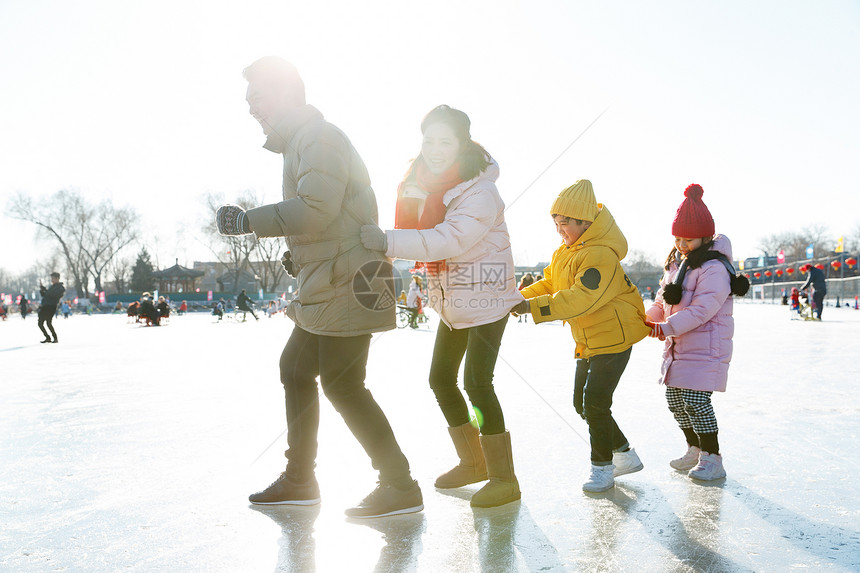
[216,56,422,519]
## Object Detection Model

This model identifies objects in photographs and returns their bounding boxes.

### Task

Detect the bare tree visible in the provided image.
[621,250,663,291]
[108,253,133,294]
[805,223,832,257]
[757,231,793,258]
[757,224,834,261]
[80,204,139,294]
[847,223,860,253]
[0,267,10,294]
[254,237,287,293]
[9,190,91,296]
[8,189,140,298]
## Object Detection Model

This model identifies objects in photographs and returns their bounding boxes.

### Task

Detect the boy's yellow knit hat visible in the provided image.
[551,179,598,222]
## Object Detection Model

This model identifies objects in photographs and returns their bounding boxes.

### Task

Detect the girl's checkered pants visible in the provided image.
[665,387,718,434]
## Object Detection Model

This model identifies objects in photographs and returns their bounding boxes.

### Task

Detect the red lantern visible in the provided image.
[831,260,841,270]
[764,270,772,277]
[786,267,795,274]
[846,257,857,268]
[776,269,784,277]
[815,264,825,270]
[754,272,762,278]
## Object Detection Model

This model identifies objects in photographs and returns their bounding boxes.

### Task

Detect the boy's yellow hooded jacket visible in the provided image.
[520,205,649,359]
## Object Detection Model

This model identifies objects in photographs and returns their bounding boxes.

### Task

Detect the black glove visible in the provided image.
[281,251,295,277]
[216,205,251,235]
[573,376,586,420]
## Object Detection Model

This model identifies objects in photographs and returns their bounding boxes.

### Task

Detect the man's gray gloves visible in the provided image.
[360,225,388,253]
[216,205,250,235]
[281,251,295,277]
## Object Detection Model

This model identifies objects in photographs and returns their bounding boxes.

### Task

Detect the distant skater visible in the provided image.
[19,294,29,319]
[512,180,649,493]
[800,264,827,320]
[645,184,747,481]
[38,272,65,343]
[236,289,259,321]
[404,276,422,329]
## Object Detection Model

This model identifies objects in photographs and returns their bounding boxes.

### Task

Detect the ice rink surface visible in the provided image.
[2,302,859,572]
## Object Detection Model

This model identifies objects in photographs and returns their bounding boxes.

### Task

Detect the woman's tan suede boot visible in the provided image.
[434,422,488,488]
[470,431,521,508]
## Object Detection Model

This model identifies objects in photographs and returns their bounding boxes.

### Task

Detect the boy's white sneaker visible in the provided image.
[612,448,644,477]
[688,452,726,481]
[582,464,615,492]
[669,445,701,471]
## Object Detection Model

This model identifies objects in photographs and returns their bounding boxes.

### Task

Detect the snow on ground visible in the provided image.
[1,302,859,572]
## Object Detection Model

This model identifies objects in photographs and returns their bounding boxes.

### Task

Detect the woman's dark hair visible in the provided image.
[663,237,715,270]
[420,104,491,181]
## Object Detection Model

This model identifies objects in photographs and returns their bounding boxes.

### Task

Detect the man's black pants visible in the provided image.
[38,305,58,341]
[279,326,411,484]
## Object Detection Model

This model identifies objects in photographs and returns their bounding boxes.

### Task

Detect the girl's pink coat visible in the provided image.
[645,234,734,392]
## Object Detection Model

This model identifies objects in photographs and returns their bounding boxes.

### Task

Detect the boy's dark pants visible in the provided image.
[279,326,411,485]
[575,348,632,465]
[38,305,58,341]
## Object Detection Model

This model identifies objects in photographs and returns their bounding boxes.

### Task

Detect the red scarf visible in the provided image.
[394,159,463,274]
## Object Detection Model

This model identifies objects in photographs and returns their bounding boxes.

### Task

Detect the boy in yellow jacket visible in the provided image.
[512,179,649,492]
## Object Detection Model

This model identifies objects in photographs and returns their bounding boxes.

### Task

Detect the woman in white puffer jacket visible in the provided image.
[361,105,523,508]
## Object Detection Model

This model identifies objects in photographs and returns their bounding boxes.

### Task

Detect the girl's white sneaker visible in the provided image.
[688,452,726,481]
[669,445,701,471]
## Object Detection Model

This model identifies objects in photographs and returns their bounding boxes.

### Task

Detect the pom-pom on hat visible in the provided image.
[672,184,715,238]
[551,179,599,222]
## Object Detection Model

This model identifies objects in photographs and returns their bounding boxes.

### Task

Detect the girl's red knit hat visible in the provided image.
[672,184,715,237]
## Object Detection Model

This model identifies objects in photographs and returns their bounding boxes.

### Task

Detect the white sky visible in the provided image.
[2,0,859,275]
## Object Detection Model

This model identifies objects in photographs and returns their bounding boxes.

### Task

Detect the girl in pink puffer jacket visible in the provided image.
[645,184,745,482]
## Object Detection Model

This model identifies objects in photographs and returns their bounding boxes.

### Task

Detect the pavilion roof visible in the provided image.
[153,261,204,279]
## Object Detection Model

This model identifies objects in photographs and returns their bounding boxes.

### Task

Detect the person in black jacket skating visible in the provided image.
[236,289,259,321]
[800,265,827,320]
[38,272,65,343]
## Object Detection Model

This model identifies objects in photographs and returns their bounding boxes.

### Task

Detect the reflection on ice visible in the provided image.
[251,505,320,573]
[350,513,426,573]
